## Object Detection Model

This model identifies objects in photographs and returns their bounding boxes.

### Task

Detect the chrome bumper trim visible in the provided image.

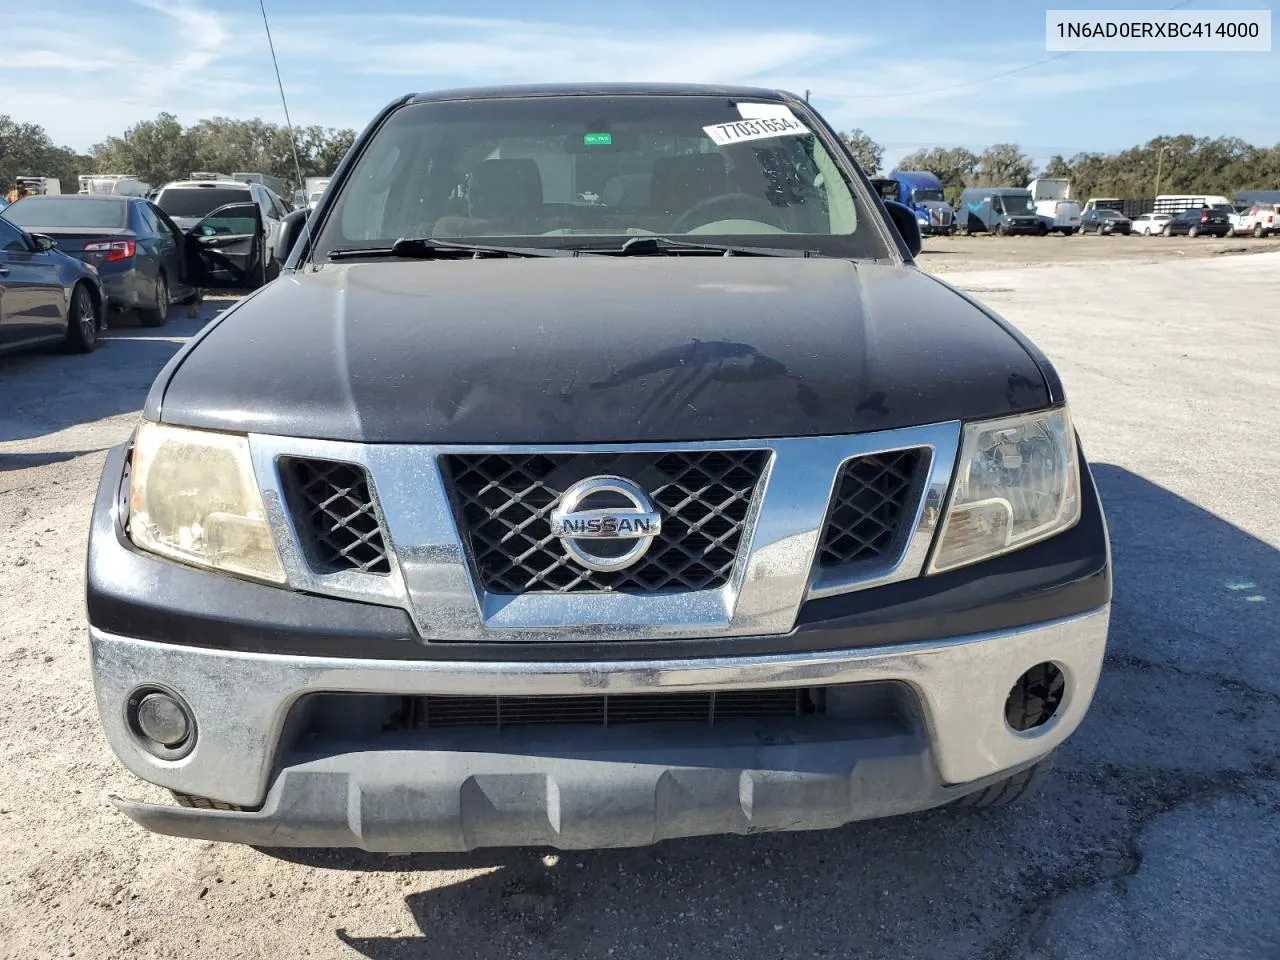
[91,604,1109,810]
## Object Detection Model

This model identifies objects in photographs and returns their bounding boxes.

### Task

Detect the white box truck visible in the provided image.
[1027,179,1081,235]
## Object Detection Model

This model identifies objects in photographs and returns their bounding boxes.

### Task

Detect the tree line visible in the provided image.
[1,113,356,194]
[3,112,1275,202]
[841,128,1280,201]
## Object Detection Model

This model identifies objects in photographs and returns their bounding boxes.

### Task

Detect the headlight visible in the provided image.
[928,407,1080,574]
[127,422,285,583]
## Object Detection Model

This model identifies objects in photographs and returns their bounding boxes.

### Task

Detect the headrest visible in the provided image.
[470,158,543,220]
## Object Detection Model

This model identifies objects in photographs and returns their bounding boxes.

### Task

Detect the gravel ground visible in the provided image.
[917,230,1280,272]
[1,251,1277,960]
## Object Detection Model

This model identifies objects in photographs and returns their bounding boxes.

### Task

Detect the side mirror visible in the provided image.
[883,200,923,257]
[30,233,56,252]
[276,208,310,263]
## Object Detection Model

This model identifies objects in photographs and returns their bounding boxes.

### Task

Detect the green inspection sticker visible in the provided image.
[583,132,612,146]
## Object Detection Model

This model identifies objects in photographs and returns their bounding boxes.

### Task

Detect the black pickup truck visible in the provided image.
[87,83,1111,852]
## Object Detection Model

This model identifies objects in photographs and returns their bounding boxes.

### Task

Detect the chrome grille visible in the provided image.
[817,450,924,569]
[441,450,769,594]
[405,688,821,730]
[281,458,391,575]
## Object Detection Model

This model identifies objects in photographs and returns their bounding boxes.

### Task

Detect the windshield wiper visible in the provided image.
[595,236,819,258]
[328,238,577,260]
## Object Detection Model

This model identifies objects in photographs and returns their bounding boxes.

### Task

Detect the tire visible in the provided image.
[950,752,1055,808]
[1224,227,1234,238]
[1188,225,1200,238]
[1255,225,1265,238]
[1036,223,1048,236]
[138,272,169,327]
[994,223,1006,237]
[63,283,98,353]
[1163,225,1172,237]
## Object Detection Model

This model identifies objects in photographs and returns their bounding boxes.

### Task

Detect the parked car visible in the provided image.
[2,195,202,326]
[1079,208,1132,236]
[1130,212,1172,236]
[1163,206,1231,238]
[153,178,288,286]
[1229,203,1279,238]
[956,187,1044,235]
[0,212,106,355]
[87,83,1111,854]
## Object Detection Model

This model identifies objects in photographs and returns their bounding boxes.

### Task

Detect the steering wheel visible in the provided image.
[671,193,787,233]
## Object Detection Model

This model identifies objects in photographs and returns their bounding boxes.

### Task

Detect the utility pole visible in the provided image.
[804,89,810,102]
[1154,145,1167,198]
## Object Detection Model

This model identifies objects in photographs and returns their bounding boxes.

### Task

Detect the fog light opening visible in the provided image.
[1005,662,1065,732]
[126,686,196,758]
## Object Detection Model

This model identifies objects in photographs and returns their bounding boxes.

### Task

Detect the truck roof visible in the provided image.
[890,171,944,187]
[407,82,796,103]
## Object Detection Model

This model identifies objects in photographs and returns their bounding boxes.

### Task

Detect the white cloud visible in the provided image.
[0,0,1272,162]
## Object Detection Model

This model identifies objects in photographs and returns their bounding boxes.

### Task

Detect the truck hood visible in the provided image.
[153,257,1050,444]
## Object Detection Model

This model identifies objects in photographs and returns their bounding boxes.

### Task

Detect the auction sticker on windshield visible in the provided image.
[703,103,809,146]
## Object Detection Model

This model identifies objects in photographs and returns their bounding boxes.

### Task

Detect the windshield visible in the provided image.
[312,95,888,259]
[995,194,1036,215]
[3,196,127,228]
[911,188,945,203]
[155,186,250,219]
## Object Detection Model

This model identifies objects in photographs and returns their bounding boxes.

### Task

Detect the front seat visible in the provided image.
[433,158,545,237]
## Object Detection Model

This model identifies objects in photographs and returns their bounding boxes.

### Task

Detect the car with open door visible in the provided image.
[183,202,265,291]
[0,213,105,355]
[155,179,279,287]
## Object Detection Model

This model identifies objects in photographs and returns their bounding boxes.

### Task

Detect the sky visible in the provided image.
[2,0,1276,171]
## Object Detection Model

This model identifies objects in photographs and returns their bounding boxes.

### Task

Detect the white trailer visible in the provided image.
[303,176,332,209]
[1153,194,1233,215]
[1026,178,1081,234]
[15,176,60,196]
[79,175,151,197]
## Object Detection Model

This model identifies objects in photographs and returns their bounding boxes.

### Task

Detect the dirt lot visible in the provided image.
[1,246,1277,960]
[918,230,1280,272]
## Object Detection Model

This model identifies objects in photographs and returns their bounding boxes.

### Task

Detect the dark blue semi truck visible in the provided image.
[871,171,955,236]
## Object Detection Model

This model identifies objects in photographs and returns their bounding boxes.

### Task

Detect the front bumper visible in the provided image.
[95,604,1108,851]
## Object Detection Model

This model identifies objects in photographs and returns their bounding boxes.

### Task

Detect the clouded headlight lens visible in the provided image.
[928,407,1080,574]
[127,422,285,584]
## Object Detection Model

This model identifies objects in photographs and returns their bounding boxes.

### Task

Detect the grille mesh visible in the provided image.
[817,450,924,569]
[406,688,821,730]
[442,450,768,594]
[282,458,391,575]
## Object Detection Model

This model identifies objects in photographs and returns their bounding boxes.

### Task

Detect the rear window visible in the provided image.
[155,186,250,219]
[2,196,127,228]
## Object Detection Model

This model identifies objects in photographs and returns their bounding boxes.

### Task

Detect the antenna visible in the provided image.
[258,0,313,267]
